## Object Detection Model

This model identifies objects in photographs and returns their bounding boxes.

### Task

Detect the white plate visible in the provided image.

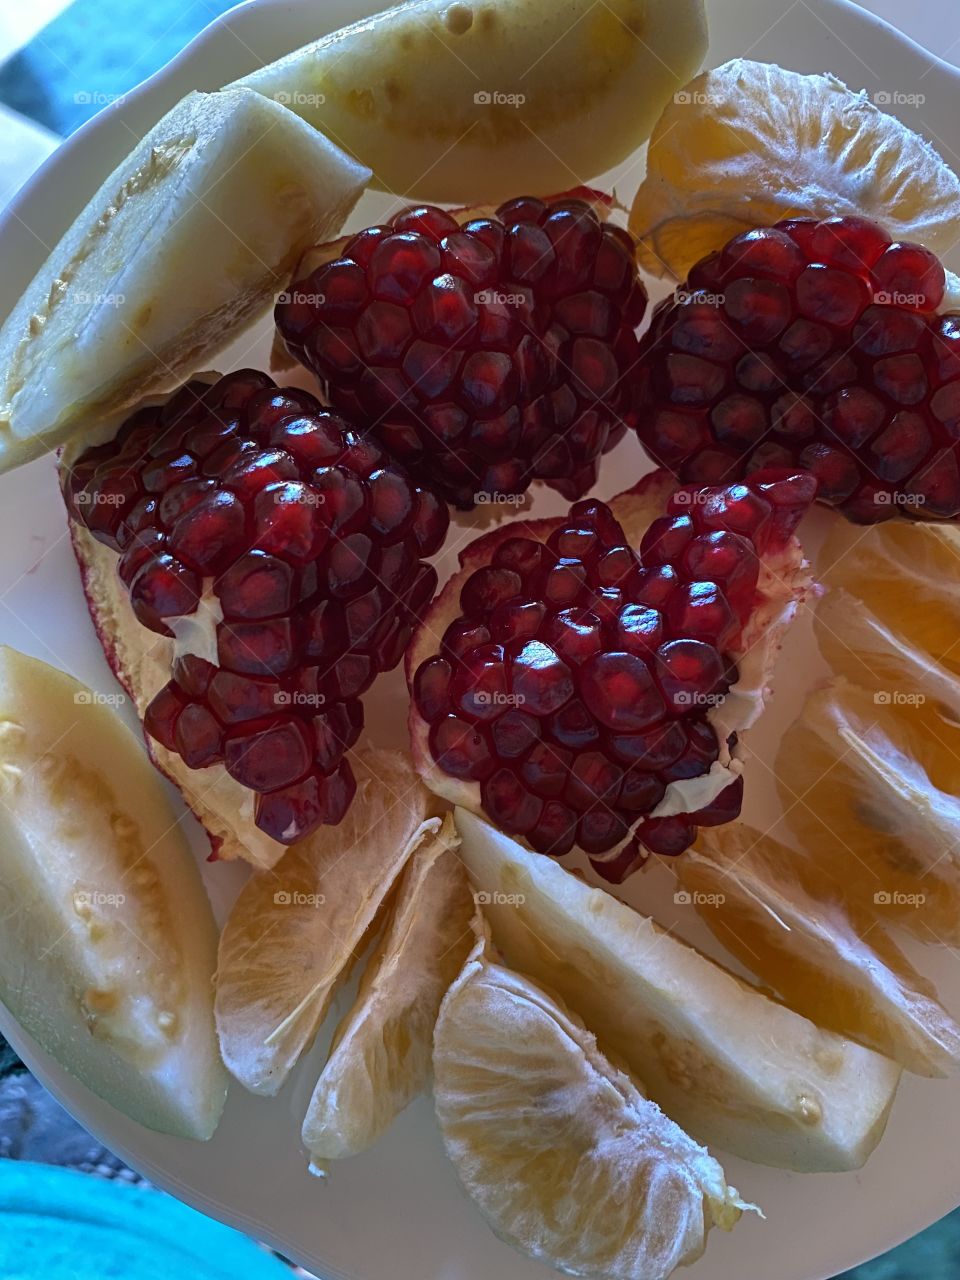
[2,2,960,1277]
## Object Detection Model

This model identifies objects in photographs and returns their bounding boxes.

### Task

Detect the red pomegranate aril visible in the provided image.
[450,645,508,722]
[655,639,726,713]
[255,762,356,845]
[612,603,664,654]
[660,720,721,782]
[481,768,542,834]
[873,242,945,312]
[635,215,960,525]
[542,608,604,665]
[490,600,546,644]
[528,801,578,857]
[492,710,540,759]
[618,768,667,812]
[430,715,495,779]
[508,639,574,715]
[170,489,246,575]
[253,482,327,564]
[667,581,738,648]
[548,698,601,750]
[207,670,283,725]
[579,652,665,731]
[174,704,223,769]
[224,718,313,792]
[217,616,299,676]
[130,555,200,630]
[143,683,186,751]
[216,551,296,620]
[577,809,629,856]
[636,814,698,857]
[720,227,805,282]
[692,775,744,826]
[118,528,166,587]
[278,194,646,509]
[608,719,687,770]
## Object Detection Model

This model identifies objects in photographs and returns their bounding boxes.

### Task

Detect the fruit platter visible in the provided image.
[2,0,960,1277]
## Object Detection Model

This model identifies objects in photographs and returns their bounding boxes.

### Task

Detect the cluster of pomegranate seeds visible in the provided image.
[412,468,816,881]
[276,193,647,509]
[633,215,960,522]
[63,370,448,844]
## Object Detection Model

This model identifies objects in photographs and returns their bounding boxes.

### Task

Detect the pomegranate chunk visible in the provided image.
[633,215,960,522]
[276,192,647,509]
[64,370,450,844]
[411,469,817,878]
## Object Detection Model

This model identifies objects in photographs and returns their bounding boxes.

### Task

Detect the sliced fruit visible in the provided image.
[777,679,960,944]
[275,191,646,509]
[817,516,960,668]
[63,370,447,853]
[434,939,753,1280]
[679,824,960,1076]
[632,212,960,522]
[0,89,369,472]
[234,0,708,204]
[215,749,436,1096]
[0,646,226,1139]
[302,814,474,1163]
[455,808,902,1171]
[408,468,815,879]
[814,588,960,722]
[629,59,960,279]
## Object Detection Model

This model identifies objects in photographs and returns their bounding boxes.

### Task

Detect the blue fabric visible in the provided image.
[0,0,239,136]
[0,1160,294,1278]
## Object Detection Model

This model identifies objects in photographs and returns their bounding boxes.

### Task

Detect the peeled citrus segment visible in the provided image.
[629,58,960,278]
[215,750,435,1096]
[233,0,707,204]
[455,808,901,1171]
[777,679,960,944]
[0,646,226,1140]
[434,941,753,1280]
[818,518,960,677]
[815,589,960,723]
[680,825,960,1077]
[302,814,474,1163]
[0,87,369,472]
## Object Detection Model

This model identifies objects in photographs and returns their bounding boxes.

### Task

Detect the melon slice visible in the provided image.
[454,807,902,1171]
[0,646,226,1139]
